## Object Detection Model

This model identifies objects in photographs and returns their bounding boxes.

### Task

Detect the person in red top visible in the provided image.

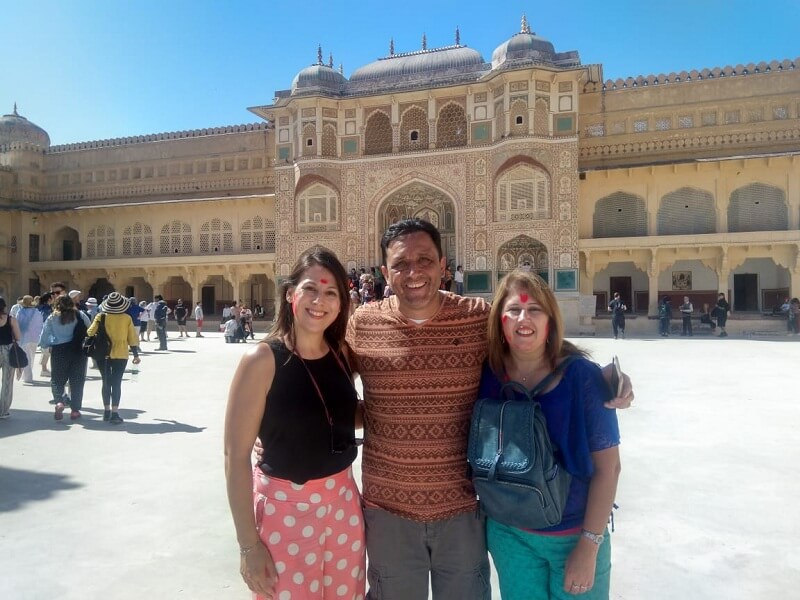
[346,218,634,600]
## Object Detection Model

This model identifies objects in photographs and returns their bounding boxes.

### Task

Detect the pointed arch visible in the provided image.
[728,183,788,232]
[364,110,392,155]
[436,102,467,148]
[160,220,192,255]
[593,192,647,238]
[122,222,153,256]
[497,235,549,281]
[494,160,551,221]
[400,106,429,151]
[657,187,716,235]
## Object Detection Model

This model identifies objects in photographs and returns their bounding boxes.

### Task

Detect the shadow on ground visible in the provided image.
[0,408,206,438]
[0,465,83,513]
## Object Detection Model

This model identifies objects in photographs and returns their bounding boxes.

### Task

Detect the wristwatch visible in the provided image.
[581,529,605,545]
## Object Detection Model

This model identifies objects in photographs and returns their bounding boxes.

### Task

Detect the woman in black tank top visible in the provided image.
[224,247,365,599]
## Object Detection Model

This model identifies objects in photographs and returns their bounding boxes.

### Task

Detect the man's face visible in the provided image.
[381,231,445,320]
[51,286,65,296]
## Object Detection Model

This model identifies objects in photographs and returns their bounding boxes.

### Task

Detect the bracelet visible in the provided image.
[239,540,261,556]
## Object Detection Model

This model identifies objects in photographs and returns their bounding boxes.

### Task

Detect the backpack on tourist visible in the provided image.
[467,355,578,530]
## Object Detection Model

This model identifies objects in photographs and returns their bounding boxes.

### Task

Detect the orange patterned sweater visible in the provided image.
[346,292,490,522]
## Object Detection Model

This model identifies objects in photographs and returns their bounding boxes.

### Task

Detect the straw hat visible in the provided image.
[101,292,130,314]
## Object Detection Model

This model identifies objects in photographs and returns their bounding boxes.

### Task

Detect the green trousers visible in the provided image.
[487,518,611,600]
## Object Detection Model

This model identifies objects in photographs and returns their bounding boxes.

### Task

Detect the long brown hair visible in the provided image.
[267,246,351,351]
[487,270,585,376]
[55,295,78,324]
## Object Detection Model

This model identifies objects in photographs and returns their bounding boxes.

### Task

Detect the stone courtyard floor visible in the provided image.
[1,328,799,599]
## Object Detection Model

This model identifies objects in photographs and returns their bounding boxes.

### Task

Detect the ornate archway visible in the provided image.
[497,235,549,282]
[379,182,457,267]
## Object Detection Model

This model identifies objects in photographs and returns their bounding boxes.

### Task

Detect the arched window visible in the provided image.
[436,103,467,148]
[593,192,647,238]
[495,164,551,221]
[657,187,716,235]
[160,220,192,255]
[241,216,276,253]
[199,218,233,253]
[400,106,428,151]
[364,111,392,155]
[122,222,153,256]
[728,183,788,232]
[510,99,528,135]
[86,225,115,258]
[297,184,339,231]
[302,123,316,157]
[321,123,337,157]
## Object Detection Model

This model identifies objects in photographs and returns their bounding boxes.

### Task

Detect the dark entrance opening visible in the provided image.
[609,276,632,312]
[63,240,78,261]
[733,273,759,311]
[202,286,215,316]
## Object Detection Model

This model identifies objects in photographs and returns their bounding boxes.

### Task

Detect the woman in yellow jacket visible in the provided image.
[87,292,141,424]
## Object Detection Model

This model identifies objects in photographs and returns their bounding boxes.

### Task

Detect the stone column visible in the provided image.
[579,252,594,296]
[647,252,660,316]
[716,249,730,299]
[225,266,241,306]
[147,269,169,300]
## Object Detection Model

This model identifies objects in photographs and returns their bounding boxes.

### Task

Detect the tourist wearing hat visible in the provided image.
[85,297,99,319]
[15,295,44,384]
[39,295,91,421]
[87,292,141,424]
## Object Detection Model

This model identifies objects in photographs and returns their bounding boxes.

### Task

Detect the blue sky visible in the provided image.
[4,0,798,145]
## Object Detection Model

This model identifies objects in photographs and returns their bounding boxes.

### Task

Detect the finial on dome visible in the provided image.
[13,102,18,116]
[422,33,427,50]
[317,45,323,65]
[455,27,460,46]
[339,63,344,74]
[390,38,395,55]
[520,14,531,34]
[329,53,334,68]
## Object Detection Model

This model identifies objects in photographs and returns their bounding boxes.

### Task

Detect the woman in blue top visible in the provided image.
[479,270,621,599]
[39,295,91,421]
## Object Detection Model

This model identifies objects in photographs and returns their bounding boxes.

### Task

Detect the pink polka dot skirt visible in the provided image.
[253,466,366,600]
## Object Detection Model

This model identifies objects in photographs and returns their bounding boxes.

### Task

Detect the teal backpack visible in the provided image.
[467,356,577,530]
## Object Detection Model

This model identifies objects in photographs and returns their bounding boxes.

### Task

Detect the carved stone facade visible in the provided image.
[2,22,799,331]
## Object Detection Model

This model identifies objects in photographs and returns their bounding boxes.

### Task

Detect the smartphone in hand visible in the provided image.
[609,355,623,397]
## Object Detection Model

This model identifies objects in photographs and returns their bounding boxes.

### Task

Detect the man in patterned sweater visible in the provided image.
[346,219,632,599]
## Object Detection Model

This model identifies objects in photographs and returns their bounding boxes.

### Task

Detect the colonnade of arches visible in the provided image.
[593,182,793,238]
[41,217,276,262]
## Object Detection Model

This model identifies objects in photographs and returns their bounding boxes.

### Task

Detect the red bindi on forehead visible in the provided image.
[519,293,529,303]
[319,278,329,284]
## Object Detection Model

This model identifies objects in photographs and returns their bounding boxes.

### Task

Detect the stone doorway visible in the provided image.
[379,182,457,267]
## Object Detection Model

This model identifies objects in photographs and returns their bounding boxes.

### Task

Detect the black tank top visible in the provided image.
[258,338,358,484]
[0,317,12,345]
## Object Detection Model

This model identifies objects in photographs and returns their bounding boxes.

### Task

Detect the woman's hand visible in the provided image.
[240,540,279,598]
[252,437,264,462]
[601,365,633,409]
[132,356,141,365]
[563,539,598,595]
